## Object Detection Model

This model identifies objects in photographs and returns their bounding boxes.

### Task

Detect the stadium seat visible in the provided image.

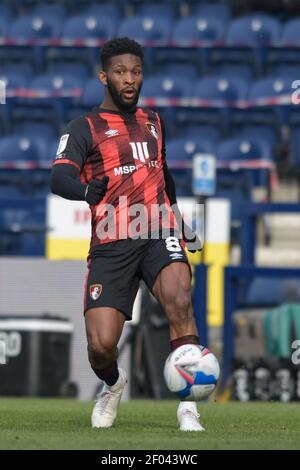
[242,77,293,127]
[0,16,11,39]
[15,121,59,141]
[173,16,226,43]
[1,62,34,80]
[217,136,272,161]
[4,15,63,69]
[11,74,83,128]
[9,15,63,40]
[191,3,231,23]
[267,19,300,69]
[141,75,192,132]
[155,16,226,72]
[167,137,217,161]
[266,63,300,80]
[47,15,117,71]
[0,4,13,21]
[216,136,272,188]
[62,15,117,40]
[226,14,281,47]
[210,14,281,75]
[0,135,48,162]
[29,3,68,20]
[142,75,192,99]
[157,63,199,80]
[290,126,300,170]
[210,63,255,81]
[48,61,92,80]
[135,2,177,19]
[68,77,105,120]
[166,137,216,197]
[0,72,30,133]
[0,198,46,255]
[80,2,122,20]
[237,125,277,152]
[118,15,173,43]
[183,76,249,132]
[183,125,221,143]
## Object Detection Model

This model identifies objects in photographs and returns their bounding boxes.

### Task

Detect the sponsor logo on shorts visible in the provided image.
[90,284,102,301]
[170,252,183,260]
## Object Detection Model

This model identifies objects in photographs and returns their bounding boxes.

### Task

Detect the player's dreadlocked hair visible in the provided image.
[101,37,144,71]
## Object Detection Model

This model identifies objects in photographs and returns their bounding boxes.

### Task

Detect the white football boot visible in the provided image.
[91,368,127,428]
[177,401,205,432]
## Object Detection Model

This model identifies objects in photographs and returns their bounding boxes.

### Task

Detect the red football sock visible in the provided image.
[170,335,199,352]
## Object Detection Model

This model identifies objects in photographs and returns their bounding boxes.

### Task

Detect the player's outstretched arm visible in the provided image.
[51,164,109,205]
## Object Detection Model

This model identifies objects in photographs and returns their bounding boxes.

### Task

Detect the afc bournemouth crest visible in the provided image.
[146,122,159,140]
[90,284,102,301]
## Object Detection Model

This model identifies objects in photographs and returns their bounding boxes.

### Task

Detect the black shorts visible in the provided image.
[84,237,190,320]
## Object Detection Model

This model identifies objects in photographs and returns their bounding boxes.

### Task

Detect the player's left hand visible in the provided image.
[182,223,203,253]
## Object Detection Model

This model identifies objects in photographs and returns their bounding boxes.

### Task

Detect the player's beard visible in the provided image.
[107,79,142,112]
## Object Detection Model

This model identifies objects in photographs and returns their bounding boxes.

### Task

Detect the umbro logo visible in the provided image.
[105,129,119,138]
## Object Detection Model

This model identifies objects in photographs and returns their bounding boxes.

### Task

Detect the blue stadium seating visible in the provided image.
[182,75,249,132]
[191,3,231,23]
[48,61,92,80]
[166,136,217,197]
[3,15,63,69]
[167,137,217,161]
[155,16,226,72]
[135,2,177,19]
[118,15,173,43]
[226,14,281,47]
[237,125,277,152]
[290,126,300,170]
[80,3,122,20]
[173,16,226,43]
[216,136,272,188]
[216,136,272,161]
[11,73,83,128]
[29,3,67,20]
[0,16,11,39]
[183,125,221,143]
[68,77,105,120]
[141,75,192,131]
[267,19,300,69]
[46,14,117,70]
[0,198,46,256]
[157,63,199,80]
[15,121,59,141]
[0,135,48,162]
[210,14,281,75]
[0,72,31,133]
[0,4,13,21]
[210,63,255,81]
[9,15,63,40]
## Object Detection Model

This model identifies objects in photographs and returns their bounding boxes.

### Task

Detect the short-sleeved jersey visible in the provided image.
[52,107,177,252]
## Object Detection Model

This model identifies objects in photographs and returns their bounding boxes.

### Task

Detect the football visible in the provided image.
[163,344,220,401]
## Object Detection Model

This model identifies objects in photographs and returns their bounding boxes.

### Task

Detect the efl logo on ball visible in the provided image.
[163,344,220,401]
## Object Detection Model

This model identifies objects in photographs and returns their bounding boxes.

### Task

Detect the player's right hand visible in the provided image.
[85,176,109,205]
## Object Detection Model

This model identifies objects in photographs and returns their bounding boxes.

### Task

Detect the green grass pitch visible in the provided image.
[0,398,299,450]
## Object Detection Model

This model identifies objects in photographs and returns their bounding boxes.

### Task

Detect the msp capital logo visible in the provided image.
[90,284,102,301]
[146,122,159,140]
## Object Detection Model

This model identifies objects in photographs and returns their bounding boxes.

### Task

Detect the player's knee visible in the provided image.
[88,340,116,370]
[165,291,192,320]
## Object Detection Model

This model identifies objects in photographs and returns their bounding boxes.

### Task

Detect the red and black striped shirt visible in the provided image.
[52,107,177,251]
